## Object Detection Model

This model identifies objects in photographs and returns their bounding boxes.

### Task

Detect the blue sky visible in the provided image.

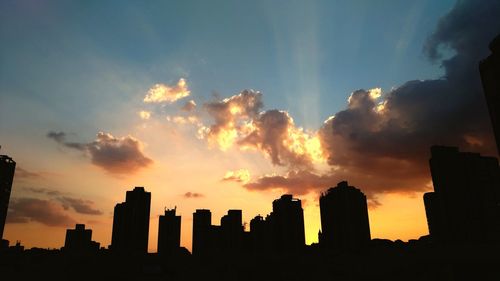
[1,0,455,137]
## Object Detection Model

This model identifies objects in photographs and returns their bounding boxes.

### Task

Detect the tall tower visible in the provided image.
[157,208,181,255]
[0,154,16,240]
[220,209,244,253]
[424,146,500,244]
[268,194,305,253]
[319,181,371,252]
[480,34,500,155]
[111,187,151,254]
[192,209,211,256]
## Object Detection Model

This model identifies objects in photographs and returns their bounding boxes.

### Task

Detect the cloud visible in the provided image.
[15,167,43,180]
[46,131,66,143]
[200,89,264,150]
[222,169,251,183]
[239,0,500,198]
[7,198,75,227]
[184,192,204,198]
[57,196,102,215]
[238,110,324,168]
[138,110,151,120]
[21,187,103,215]
[47,131,153,174]
[199,90,323,168]
[143,78,190,103]
[22,186,62,197]
[166,115,200,125]
[182,100,197,112]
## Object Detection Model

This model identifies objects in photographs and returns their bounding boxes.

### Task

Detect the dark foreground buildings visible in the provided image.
[192,209,245,256]
[157,208,181,255]
[111,187,151,254]
[319,181,371,252]
[0,154,16,241]
[480,34,500,155]
[191,195,305,257]
[424,146,500,244]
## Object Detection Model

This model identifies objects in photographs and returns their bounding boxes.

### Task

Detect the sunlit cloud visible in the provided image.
[197,91,326,168]
[166,115,200,125]
[138,110,152,120]
[222,169,251,183]
[143,78,190,103]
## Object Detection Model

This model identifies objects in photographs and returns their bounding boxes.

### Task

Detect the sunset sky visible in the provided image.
[1,0,499,252]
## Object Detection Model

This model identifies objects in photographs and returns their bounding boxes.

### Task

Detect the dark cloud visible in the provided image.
[7,198,75,227]
[57,196,102,215]
[184,192,204,198]
[243,0,500,198]
[181,100,197,112]
[46,131,66,143]
[47,131,153,174]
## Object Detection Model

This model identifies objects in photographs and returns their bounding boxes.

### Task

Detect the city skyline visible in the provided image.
[1,0,500,253]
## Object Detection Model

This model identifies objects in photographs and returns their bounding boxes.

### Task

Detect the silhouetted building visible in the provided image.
[424,146,500,244]
[219,209,243,253]
[111,187,151,254]
[319,181,371,252]
[64,224,100,253]
[0,154,16,240]
[192,209,211,256]
[268,194,305,253]
[1,239,8,251]
[249,215,270,253]
[158,208,181,255]
[480,34,500,156]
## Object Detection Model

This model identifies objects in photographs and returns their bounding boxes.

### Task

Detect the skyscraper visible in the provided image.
[158,208,181,255]
[220,209,243,253]
[319,181,371,252]
[268,194,305,253]
[424,146,500,244]
[0,154,16,240]
[111,187,151,254]
[480,34,500,155]
[192,209,212,256]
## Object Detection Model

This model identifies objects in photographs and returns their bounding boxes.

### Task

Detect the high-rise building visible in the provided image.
[64,224,100,253]
[220,209,243,253]
[0,154,16,240]
[192,209,212,256]
[480,34,500,155]
[158,208,181,255]
[249,215,270,254]
[268,194,305,253]
[111,187,151,254]
[424,146,500,244]
[319,181,371,252]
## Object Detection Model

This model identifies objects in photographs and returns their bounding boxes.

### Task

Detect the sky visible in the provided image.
[1,0,499,252]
